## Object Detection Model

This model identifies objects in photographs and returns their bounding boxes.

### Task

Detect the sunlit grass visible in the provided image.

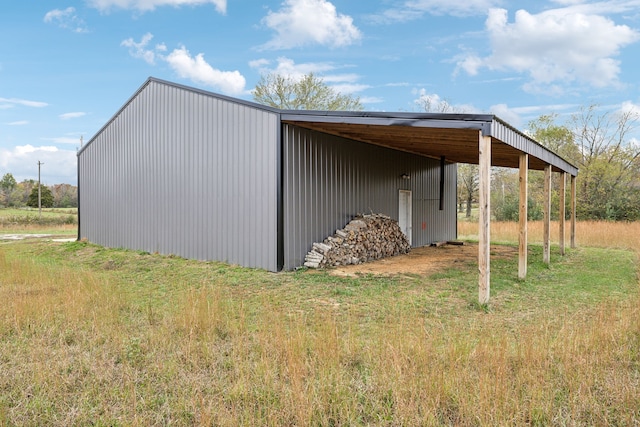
[459,220,640,252]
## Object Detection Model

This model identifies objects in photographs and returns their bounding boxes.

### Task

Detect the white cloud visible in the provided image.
[42,137,84,144]
[549,0,640,15]
[619,100,640,116]
[551,0,585,5]
[59,112,87,120]
[412,88,479,113]
[456,8,640,94]
[330,83,370,95]
[43,7,88,33]
[0,97,48,108]
[121,34,246,95]
[261,0,361,49]
[406,0,503,17]
[456,55,484,76]
[371,0,503,23]
[14,145,58,154]
[367,8,423,24]
[251,57,336,80]
[0,145,77,185]
[360,96,384,104]
[250,57,367,94]
[248,58,270,70]
[488,102,580,127]
[88,0,226,13]
[323,73,370,94]
[489,103,523,126]
[121,33,158,64]
[164,46,246,95]
[6,120,29,126]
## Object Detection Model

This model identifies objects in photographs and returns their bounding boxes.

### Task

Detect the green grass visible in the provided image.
[0,207,77,235]
[1,239,639,425]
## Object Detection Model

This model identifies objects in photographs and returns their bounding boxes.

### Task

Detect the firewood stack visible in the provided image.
[303,213,411,268]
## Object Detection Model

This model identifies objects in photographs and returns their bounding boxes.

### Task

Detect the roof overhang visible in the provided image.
[281,111,578,176]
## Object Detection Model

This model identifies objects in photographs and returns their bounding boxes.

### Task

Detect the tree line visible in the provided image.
[3,73,637,221]
[460,106,640,222]
[0,173,77,209]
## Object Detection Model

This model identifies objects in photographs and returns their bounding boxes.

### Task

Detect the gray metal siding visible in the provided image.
[282,125,457,269]
[79,80,280,271]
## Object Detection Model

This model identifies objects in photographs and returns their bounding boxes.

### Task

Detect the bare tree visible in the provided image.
[253,72,363,111]
[570,105,640,219]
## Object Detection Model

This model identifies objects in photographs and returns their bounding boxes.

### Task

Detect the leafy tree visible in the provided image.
[253,72,363,111]
[0,173,17,207]
[457,164,478,218]
[13,179,36,207]
[0,173,17,191]
[570,105,640,220]
[493,194,543,221]
[50,184,78,208]
[527,107,640,221]
[526,115,578,219]
[528,114,580,162]
[27,185,54,208]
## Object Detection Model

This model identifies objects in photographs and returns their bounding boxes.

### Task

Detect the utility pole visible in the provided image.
[38,160,43,219]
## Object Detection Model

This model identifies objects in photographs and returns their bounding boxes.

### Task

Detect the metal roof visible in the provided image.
[82,77,578,176]
[280,110,578,176]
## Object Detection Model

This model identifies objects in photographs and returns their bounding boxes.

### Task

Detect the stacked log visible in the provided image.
[304,214,411,268]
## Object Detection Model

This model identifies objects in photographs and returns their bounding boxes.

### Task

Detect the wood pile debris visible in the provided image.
[304,213,411,268]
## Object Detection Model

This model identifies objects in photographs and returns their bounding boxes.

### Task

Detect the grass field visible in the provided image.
[0,207,77,236]
[0,221,639,425]
[459,219,640,252]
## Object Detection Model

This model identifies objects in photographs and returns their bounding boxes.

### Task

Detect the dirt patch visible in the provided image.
[0,234,75,242]
[329,243,518,277]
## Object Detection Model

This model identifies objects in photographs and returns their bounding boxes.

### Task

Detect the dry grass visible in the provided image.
[459,220,640,252]
[0,208,77,235]
[0,221,639,425]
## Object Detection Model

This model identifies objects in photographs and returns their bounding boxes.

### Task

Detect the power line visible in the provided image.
[37,160,44,219]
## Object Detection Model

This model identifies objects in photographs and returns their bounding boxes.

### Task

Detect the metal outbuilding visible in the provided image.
[78,77,578,303]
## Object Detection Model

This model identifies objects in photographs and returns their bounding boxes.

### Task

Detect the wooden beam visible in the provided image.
[559,172,566,256]
[478,133,491,304]
[518,153,528,279]
[439,156,445,211]
[571,175,577,248]
[543,165,552,264]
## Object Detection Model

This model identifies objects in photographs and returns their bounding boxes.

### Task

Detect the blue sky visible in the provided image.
[1,0,639,185]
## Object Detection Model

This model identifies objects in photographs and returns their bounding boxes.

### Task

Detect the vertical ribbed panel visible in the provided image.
[79,80,279,271]
[282,125,457,269]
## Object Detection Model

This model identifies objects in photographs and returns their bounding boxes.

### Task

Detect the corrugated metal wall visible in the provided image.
[282,125,457,269]
[79,80,280,271]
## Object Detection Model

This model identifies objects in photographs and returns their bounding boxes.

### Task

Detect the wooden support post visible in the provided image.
[559,172,566,255]
[439,156,445,211]
[543,165,552,264]
[478,134,491,304]
[571,175,577,249]
[518,153,528,279]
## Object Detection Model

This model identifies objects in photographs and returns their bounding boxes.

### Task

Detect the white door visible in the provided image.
[398,190,412,245]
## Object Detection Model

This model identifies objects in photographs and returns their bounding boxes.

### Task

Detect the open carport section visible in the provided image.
[79,78,578,304]
[285,111,579,303]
